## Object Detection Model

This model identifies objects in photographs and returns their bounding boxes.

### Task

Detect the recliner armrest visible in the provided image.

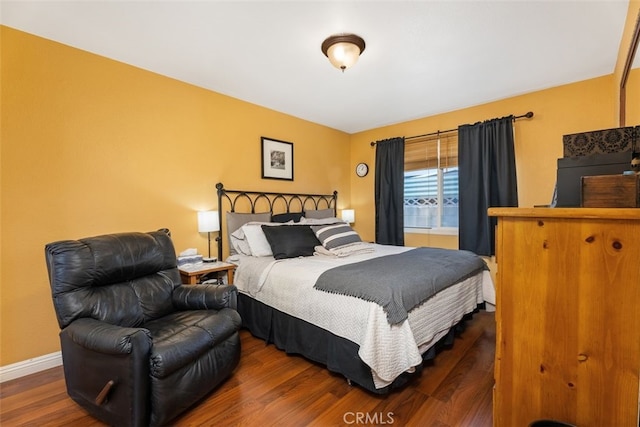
[60,318,152,426]
[65,318,152,355]
[172,284,238,311]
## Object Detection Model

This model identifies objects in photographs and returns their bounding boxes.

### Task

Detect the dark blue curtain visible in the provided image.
[458,116,518,256]
[375,137,405,246]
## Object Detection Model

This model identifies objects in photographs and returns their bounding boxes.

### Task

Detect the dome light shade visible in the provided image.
[321,34,366,72]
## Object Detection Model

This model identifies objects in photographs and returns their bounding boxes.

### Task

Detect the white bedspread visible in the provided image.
[231,244,493,389]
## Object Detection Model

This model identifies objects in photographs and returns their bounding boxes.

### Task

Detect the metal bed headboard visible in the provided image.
[215,182,338,260]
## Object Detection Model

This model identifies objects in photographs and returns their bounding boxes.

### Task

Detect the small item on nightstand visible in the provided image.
[177,254,203,266]
[177,248,203,266]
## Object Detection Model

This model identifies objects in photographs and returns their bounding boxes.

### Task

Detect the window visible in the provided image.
[404,134,459,230]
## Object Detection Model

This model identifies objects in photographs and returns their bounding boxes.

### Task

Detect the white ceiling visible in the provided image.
[1,1,634,134]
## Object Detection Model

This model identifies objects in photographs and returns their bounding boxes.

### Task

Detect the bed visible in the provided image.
[215,183,495,394]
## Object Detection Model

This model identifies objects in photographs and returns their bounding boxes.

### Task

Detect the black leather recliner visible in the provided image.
[45,229,241,426]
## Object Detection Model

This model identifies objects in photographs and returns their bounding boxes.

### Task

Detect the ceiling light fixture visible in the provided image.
[321,33,366,72]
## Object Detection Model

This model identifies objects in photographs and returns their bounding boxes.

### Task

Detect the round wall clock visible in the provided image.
[356,162,369,177]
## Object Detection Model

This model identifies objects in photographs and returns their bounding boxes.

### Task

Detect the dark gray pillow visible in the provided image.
[226,212,271,255]
[261,225,320,259]
[271,212,304,223]
[303,208,335,219]
[311,223,362,250]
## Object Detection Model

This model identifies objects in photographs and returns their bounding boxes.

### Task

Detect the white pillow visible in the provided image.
[230,227,252,256]
[226,211,271,255]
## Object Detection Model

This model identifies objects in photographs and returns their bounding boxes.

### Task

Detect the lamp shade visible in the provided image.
[326,42,361,70]
[341,209,355,224]
[321,34,366,71]
[197,210,219,233]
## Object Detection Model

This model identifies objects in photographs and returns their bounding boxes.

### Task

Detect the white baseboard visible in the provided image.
[0,352,62,383]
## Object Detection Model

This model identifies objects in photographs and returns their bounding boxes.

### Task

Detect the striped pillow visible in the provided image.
[311,223,362,250]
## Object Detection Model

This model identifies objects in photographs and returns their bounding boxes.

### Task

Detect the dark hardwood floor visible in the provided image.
[0,311,495,427]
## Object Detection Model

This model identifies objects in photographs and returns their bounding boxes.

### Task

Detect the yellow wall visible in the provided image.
[0,26,351,365]
[350,75,619,246]
[350,1,639,249]
[2,1,639,368]
[614,0,640,125]
[629,67,640,122]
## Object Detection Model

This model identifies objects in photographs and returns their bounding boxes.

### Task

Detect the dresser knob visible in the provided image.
[577,354,588,362]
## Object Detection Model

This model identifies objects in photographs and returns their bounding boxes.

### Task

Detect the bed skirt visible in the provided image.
[237,293,483,394]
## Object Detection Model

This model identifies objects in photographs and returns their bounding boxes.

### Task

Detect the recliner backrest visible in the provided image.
[45,230,180,329]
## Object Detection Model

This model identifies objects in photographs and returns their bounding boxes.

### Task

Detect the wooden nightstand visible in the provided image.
[178,261,235,285]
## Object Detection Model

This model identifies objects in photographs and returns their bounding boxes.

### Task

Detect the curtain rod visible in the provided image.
[370,111,534,146]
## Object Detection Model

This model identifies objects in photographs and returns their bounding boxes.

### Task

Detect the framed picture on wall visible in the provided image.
[261,137,294,181]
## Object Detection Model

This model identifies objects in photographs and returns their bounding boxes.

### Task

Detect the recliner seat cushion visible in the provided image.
[146,308,241,378]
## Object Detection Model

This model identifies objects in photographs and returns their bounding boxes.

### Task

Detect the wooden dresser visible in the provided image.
[488,208,640,427]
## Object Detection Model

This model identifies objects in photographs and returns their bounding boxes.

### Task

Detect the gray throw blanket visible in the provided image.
[314,247,487,325]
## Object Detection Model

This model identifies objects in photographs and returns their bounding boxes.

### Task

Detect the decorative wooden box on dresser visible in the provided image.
[488,208,640,427]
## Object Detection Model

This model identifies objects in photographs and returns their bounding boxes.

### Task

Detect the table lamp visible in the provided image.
[197,210,219,262]
[341,209,355,224]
